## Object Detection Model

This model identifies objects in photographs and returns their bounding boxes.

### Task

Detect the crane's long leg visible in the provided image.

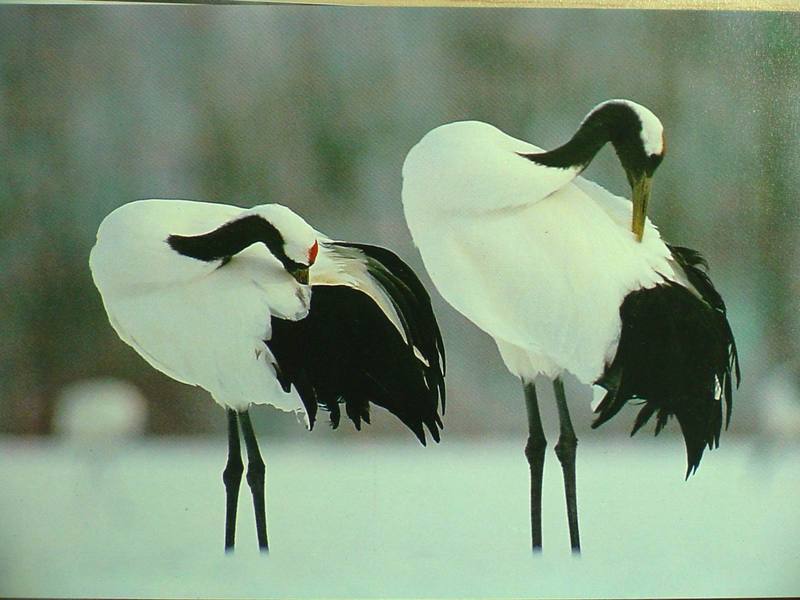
[239,410,269,552]
[523,381,547,552]
[222,409,244,552]
[553,378,581,554]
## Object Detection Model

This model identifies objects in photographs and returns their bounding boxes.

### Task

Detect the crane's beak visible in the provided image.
[288,265,309,285]
[631,174,652,242]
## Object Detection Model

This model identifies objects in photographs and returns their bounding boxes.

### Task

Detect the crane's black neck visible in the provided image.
[520,102,654,176]
[167,214,302,272]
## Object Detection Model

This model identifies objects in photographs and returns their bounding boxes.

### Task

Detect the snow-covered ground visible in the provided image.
[1,436,798,598]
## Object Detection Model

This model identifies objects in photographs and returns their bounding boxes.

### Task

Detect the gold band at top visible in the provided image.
[276,0,797,7]
[9,0,800,8]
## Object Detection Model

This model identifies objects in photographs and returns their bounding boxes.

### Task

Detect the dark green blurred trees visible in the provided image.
[755,15,800,368]
[1,8,797,437]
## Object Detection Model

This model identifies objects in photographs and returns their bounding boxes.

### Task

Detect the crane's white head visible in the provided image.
[241,204,320,284]
[584,99,665,174]
[167,203,319,285]
[584,100,666,241]
[588,100,664,156]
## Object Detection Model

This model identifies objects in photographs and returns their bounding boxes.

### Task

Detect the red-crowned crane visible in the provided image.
[401,100,739,553]
[90,199,445,552]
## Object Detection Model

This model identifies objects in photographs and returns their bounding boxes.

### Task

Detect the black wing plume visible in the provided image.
[593,245,740,477]
[337,242,447,415]
[266,243,445,445]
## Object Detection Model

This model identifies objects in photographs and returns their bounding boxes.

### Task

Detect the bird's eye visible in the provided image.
[649,153,664,171]
[308,240,319,265]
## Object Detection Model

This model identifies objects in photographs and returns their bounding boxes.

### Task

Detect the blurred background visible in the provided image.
[1,8,798,441]
[0,7,798,598]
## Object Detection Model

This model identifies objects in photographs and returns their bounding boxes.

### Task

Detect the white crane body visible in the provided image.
[91,200,310,413]
[403,121,677,384]
[402,101,739,552]
[90,199,443,423]
[90,197,446,551]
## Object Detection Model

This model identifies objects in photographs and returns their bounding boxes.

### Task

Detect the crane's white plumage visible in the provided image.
[403,120,674,383]
[90,197,445,552]
[90,200,311,413]
[401,100,738,552]
[90,199,444,425]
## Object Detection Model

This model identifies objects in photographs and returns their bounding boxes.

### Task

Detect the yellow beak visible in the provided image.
[289,265,309,285]
[631,175,652,242]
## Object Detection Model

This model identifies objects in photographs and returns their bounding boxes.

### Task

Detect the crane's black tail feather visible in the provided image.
[267,283,443,445]
[593,245,739,477]
[335,242,447,415]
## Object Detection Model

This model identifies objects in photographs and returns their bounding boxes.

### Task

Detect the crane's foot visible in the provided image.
[553,378,581,554]
[223,409,244,552]
[239,410,269,553]
[554,434,581,554]
[523,382,547,552]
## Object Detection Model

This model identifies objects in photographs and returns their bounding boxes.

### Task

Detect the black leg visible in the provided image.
[553,378,581,554]
[239,410,269,552]
[222,409,244,552]
[523,381,547,552]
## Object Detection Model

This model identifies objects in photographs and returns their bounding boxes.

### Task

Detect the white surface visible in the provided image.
[53,378,148,439]
[1,437,798,598]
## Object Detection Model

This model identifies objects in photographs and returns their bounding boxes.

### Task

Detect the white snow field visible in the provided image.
[1,436,798,598]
